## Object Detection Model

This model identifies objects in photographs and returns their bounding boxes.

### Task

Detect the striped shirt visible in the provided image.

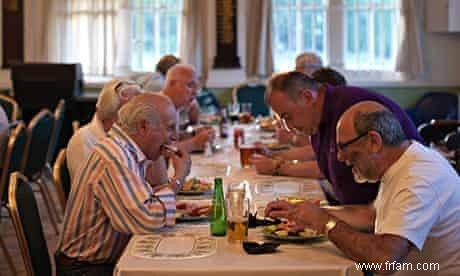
[57,125,176,264]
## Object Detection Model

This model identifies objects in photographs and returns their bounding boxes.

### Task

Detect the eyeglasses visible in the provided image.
[337,132,368,151]
[273,112,292,132]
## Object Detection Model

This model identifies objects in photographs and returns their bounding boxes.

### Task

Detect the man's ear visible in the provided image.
[136,119,149,135]
[368,130,383,153]
[298,89,315,105]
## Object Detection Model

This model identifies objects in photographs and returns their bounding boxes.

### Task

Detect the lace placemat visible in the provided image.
[131,233,217,260]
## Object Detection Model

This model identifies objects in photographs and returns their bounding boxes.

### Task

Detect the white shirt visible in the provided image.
[66,115,107,180]
[374,141,460,275]
[136,72,164,92]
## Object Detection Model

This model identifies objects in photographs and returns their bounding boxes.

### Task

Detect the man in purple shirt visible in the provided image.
[264,71,421,204]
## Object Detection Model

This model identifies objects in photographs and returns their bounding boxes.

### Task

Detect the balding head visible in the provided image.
[118,93,176,135]
[295,52,323,76]
[337,101,406,147]
[163,64,199,109]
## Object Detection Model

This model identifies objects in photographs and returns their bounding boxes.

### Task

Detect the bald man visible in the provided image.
[161,64,215,152]
[266,103,460,275]
[57,93,191,275]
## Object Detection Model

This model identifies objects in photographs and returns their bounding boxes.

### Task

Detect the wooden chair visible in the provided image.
[53,148,71,212]
[21,110,60,235]
[8,172,52,276]
[0,94,19,122]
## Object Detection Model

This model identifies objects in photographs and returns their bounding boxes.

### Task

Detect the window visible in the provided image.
[130,0,183,72]
[272,0,327,71]
[272,0,401,73]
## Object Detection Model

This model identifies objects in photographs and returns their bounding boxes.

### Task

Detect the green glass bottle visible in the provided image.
[210,177,227,236]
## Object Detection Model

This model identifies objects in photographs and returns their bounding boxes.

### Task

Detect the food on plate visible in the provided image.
[258,117,277,131]
[264,222,321,239]
[176,202,212,219]
[181,178,212,192]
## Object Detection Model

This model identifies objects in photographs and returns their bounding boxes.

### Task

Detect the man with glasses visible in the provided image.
[265,103,460,275]
[254,71,421,204]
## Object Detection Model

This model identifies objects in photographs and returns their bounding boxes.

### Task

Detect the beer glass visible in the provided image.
[226,191,249,243]
[239,144,257,168]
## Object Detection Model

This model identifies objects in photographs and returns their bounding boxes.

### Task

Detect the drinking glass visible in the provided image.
[226,195,249,243]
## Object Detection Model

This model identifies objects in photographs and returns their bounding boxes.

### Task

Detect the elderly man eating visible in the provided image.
[266,102,460,275]
[56,93,191,275]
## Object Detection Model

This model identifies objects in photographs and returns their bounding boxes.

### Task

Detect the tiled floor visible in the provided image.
[0,176,63,276]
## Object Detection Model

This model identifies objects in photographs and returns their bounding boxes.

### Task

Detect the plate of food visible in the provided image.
[176,203,211,222]
[263,222,325,242]
[258,118,277,132]
[178,177,213,195]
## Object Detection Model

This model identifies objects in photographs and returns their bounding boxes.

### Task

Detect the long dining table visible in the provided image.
[114,123,362,276]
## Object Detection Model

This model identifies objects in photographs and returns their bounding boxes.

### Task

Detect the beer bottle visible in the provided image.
[219,108,229,138]
[210,177,227,236]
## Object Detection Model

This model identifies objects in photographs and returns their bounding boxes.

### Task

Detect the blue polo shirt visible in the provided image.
[310,85,422,204]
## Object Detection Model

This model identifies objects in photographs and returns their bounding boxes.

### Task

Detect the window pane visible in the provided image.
[130,0,182,72]
[272,0,326,71]
[344,0,399,70]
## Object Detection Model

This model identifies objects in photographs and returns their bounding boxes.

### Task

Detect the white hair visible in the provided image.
[96,79,143,121]
[295,52,323,69]
[96,79,121,121]
[117,96,162,135]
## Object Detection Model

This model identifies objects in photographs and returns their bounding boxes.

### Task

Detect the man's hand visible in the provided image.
[249,154,278,175]
[253,142,273,157]
[167,146,191,186]
[276,127,295,145]
[191,126,215,151]
[265,200,330,233]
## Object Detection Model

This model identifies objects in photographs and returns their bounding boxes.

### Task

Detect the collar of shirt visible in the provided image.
[108,124,148,164]
[380,140,417,186]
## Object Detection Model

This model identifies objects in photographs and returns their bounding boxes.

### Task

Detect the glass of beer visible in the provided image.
[226,195,249,243]
[239,144,257,168]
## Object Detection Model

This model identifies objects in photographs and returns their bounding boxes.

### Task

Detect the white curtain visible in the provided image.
[46,0,120,76]
[180,0,210,85]
[24,0,51,62]
[245,0,273,78]
[395,0,424,79]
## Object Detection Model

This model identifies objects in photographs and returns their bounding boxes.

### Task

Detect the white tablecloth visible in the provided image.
[115,124,361,276]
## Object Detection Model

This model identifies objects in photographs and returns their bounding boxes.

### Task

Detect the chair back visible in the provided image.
[22,110,55,178]
[232,83,269,117]
[53,148,71,211]
[407,92,458,127]
[197,88,221,114]
[0,123,27,204]
[0,94,19,121]
[8,172,52,276]
[47,100,66,163]
[445,131,460,152]
[418,120,460,145]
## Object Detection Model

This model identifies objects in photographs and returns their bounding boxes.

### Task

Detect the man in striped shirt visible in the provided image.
[56,93,191,275]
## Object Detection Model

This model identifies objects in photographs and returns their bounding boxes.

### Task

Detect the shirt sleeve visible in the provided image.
[93,158,176,234]
[374,178,440,250]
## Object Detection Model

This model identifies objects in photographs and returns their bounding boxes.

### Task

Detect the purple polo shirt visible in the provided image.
[310,85,422,204]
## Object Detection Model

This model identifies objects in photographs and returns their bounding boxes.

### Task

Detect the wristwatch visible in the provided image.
[169,178,182,192]
[324,219,337,237]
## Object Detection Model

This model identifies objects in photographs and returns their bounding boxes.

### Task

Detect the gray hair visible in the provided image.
[295,52,323,69]
[97,79,122,121]
[117,97,162,135]
[354,110,406,146]
[266,71,320,102]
